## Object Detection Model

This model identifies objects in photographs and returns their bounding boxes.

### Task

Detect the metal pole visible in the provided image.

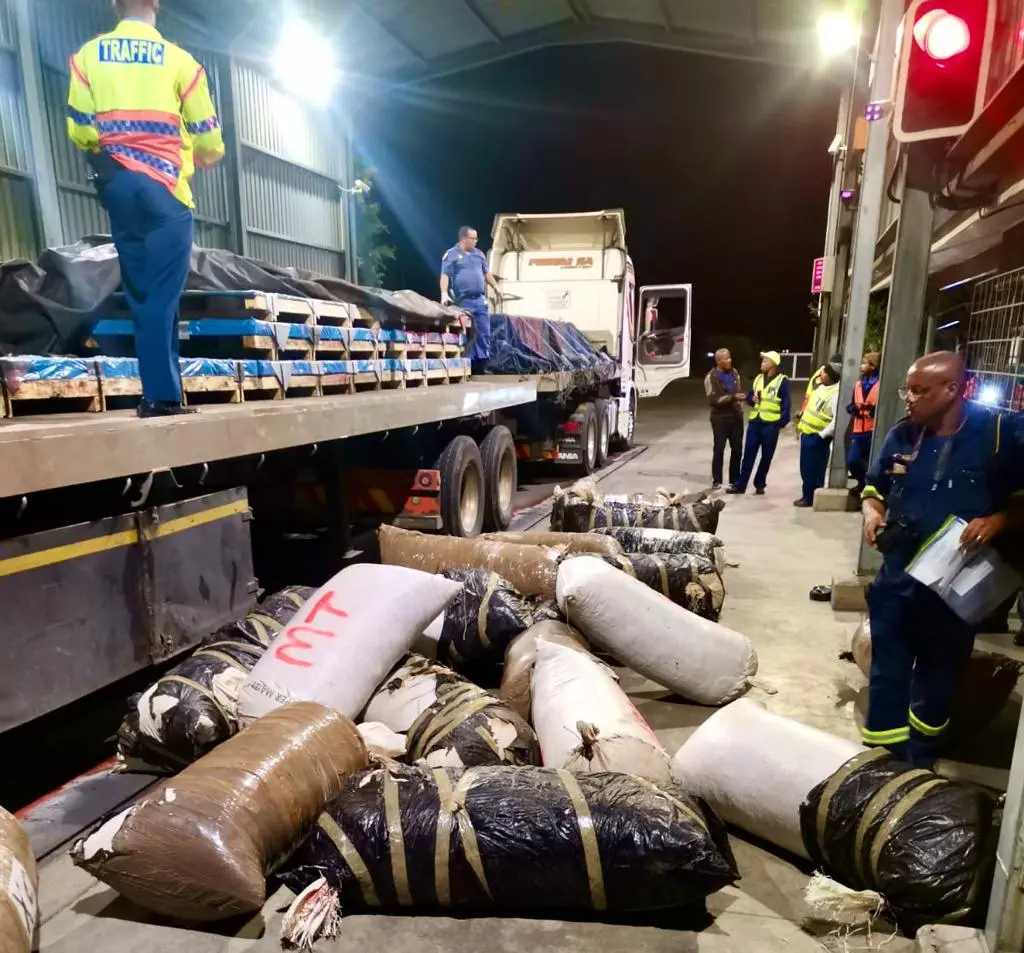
[224,57,251,257]
[13,0,63,248]
[827,0,904,490]
[856,159,935,574]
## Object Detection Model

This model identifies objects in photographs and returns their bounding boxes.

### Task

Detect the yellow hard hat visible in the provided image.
[760,350,781,367]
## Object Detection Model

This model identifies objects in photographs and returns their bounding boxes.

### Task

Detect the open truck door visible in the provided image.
[634,283,692,398]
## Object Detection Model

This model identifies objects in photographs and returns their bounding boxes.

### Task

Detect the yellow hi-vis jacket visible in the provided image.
[797,382,840,438]
[67,19,225,209]
[750,372,787,423]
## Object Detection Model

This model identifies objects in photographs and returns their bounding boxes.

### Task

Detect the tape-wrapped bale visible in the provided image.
[532,636,671,782]
[551,483,725,535]
[500,621,589,721]
[378,524,561,600]
[600,552,725,620]
[364,655,540,768]
[592,527,726,573]
[279,765,738,920]
[1,808,36,953]
[557,557,756,706]
[116,586,314,772]
[850,620,1022,741]
[73,703,368,922]
[433,569,538,673]
[799,749,996,930]
[481,531,624,557]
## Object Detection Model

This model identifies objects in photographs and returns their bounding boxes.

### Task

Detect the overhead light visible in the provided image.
[978,383,1001,406]
[273,20,340,107]
[817,11,859,58]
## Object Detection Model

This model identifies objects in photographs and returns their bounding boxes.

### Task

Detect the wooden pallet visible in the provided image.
[1,358,102,416]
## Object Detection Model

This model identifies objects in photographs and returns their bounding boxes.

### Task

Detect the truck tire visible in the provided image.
[436,435,485,538]
[575,402,599,476]
[594,398,611,469]
[480,425,517,532]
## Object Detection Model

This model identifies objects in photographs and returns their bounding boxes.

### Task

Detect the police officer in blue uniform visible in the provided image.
[440,226,502,373]
[861,351,1024,769]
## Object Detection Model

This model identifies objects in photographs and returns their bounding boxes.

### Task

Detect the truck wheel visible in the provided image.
[480,425,517,532]
[594,398,611,468]
[436,435,485,537]
[576,403,599,476]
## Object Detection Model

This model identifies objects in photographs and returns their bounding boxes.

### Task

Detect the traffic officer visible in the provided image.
[440,226,502,373]
[794,362,841,508]
[847,351,880,495]
[67,0,225,417]
[861,351,1024,769]
[728,350,791,496]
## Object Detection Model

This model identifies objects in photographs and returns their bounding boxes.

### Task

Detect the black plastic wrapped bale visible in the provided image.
[437,569,539,673]
[278,764,738,924]
[364,655,540,768]
[600,552,725,620]
[116,586,314,771]
[799,749,996,930]
[551,485,724,535]
[592,527,726,570]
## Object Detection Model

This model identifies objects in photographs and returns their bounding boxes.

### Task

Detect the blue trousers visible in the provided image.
[101,168,193,403]
[798,432,831,504]
[865,566,975,768]
[460,295,491,363]
[848,432,873,492]
[736,419,780,491]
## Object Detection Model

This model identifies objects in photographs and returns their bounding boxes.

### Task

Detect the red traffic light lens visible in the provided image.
[913,9,971,60]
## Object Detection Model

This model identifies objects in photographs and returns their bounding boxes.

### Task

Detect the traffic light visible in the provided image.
[893,0,995,143]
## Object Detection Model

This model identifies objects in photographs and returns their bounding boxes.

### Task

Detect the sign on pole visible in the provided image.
[811,257,826,294]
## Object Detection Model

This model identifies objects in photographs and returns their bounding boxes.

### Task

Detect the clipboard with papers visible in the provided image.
[906,516,1022,624]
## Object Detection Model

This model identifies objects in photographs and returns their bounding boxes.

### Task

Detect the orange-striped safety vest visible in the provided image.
[67,19,225,209]
[852,377,879,434]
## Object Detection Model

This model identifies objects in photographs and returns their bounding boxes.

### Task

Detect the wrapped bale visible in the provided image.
[481,531,624,557]
[432,568,537,671]
[73,702,368,922]
[117,585,315,771]
[851,621,1022,740]
[592,526,726,573]
[601,552,725,620]
[364,655,540,768]
[279,764,738,926]
[1,808,37,953]
[532,635,671,782]
[557,557,756,706]
[551,482,725,535]
[799,748,996,930]
[670,699,861,860]
[237,565,461,724]
[378,524,561,600]
[500,621,589,721]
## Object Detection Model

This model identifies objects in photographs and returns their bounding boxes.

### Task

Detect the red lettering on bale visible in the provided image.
[274,625,335,667]
[304,589,350,625]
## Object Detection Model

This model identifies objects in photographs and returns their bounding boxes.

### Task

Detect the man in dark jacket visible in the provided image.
[704,348,744,490]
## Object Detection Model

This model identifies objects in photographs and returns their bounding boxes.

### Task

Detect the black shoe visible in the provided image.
[726,486,745,495]
[711,482,722,491]
[137,400,197,419]
[848,487,863,499]
[809,585,832,602]
[793,498,812,508]
[755,488,765,496]
[1015,630,1024,648]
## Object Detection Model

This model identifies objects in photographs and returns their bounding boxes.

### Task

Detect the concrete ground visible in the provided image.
[36,383,1019,953]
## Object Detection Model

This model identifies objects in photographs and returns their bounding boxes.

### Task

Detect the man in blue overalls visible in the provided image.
[440,226,502,374]
[861,351,1024,769]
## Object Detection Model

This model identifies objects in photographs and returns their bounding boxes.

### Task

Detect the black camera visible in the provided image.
[875,515,923,557]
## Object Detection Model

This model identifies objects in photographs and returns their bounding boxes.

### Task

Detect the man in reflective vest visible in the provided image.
[861,351,1024,769]
[847,351,880,496]
[67,0,225,417]
[794,363,841,507]
[728,350,791,496]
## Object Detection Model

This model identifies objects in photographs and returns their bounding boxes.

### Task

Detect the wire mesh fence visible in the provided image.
[964,269,1024,412]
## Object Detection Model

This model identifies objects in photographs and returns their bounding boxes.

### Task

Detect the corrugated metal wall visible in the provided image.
[0,0,40,261]
[3,0,349,277]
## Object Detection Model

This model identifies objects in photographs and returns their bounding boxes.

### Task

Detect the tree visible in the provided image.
[864,296,887,353]
[353,163,396,288]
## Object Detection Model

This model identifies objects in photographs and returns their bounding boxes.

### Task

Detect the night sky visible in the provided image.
[357,44,840,364]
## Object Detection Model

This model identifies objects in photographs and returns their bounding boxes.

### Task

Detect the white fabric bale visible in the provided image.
[237,565,461,724]
[357,723,408,759]
[532,636,671,783]
[499,621,589,721]
[556,556,756,706]
[670,699,862,859]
